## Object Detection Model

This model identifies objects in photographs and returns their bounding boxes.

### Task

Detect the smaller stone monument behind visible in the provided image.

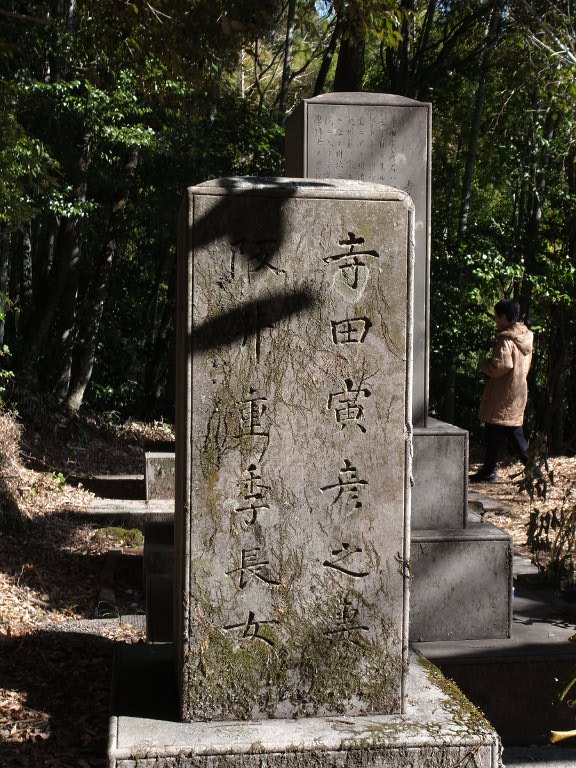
[174,177,413,721]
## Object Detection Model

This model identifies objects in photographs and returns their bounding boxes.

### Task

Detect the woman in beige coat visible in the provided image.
[470,298,538,483]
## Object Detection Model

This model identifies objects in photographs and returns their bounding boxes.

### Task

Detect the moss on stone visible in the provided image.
[417,657,492,735]
[93,526,144,548]
[183,604,401,720]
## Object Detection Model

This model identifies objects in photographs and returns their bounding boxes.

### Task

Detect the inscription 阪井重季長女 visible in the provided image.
[226,547,281,589]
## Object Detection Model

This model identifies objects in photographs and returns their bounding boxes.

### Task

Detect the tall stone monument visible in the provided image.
[286,94,429,426]
[109,177,502,767]
[286,94,511,642]
[174,177,413,719]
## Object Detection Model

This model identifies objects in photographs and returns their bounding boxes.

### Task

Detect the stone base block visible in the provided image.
[412,418,468,529]
[145,574,173,643]
[144,452,176,501]
[410,517,512,642]
[143,521,174,577]
[413,577,576,746]
[109,645,502,768]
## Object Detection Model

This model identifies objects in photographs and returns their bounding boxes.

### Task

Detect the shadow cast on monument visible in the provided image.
[185,177,335,352]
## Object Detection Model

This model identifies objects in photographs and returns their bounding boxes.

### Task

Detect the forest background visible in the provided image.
[0,0,575,454]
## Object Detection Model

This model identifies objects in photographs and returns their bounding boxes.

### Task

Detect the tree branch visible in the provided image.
[0,8,55,25]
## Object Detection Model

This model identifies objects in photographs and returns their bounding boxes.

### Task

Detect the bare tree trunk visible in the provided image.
[457,5,502,245]
[0,230,9,347]
[442,5,502,423]
[141,265,176,419]
[24,133,90,352]
[333,2,365,92]
[278,0,296,121]
[518,106,557,317]
[411,0,437,99]
[313,17,340,96]
[21,222,33,316]
[65,147,139,411]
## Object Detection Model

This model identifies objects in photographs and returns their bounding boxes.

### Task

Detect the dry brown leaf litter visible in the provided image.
[469,457,576,560]
[0,408,170,766]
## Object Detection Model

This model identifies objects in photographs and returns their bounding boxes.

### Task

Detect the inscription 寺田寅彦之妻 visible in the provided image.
[331,317,371,344]
[328,377,372,433]
[323,232,381,297]
[323,542,370,578]
[324,598,369,646]
[226,548,281,589]
[320,459,368,512]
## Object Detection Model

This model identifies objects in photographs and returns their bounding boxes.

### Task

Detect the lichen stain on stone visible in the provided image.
[182,604,402,721]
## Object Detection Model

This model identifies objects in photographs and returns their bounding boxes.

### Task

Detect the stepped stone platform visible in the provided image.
[414,554,576,746]
[109,646,502,768]
[69,474,173,528]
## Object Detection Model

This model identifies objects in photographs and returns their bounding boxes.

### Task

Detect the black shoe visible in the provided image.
[469,471,497,483]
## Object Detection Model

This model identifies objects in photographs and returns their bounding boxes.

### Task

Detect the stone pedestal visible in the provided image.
[145,452,176,500]
[108,646,503,768]
[410,514,512,642]
[412,418,468,529]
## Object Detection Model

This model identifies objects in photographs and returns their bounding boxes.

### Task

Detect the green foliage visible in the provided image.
[0,0,574,448]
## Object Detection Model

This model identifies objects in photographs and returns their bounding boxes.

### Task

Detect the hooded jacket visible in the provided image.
[478,322,533,426]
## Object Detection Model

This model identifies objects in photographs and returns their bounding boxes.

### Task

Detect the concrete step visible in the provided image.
[75,497,174,530]
[503,745,576,766]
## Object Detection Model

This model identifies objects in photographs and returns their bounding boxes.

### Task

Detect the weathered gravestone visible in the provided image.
[174,177,413,720]
[108,177,502,768]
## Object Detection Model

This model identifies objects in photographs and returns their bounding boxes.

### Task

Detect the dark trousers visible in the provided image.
[482,423,529,474]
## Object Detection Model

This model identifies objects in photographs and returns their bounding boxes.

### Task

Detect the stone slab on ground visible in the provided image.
[468,491,512,520]
[503,746,576,766]
[39,614,145,634]
[78,498,174,530]
[109,646,502,768]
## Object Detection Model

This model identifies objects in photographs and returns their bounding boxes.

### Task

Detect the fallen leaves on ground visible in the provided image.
[469,456,576,560]
[0,630,133,767]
